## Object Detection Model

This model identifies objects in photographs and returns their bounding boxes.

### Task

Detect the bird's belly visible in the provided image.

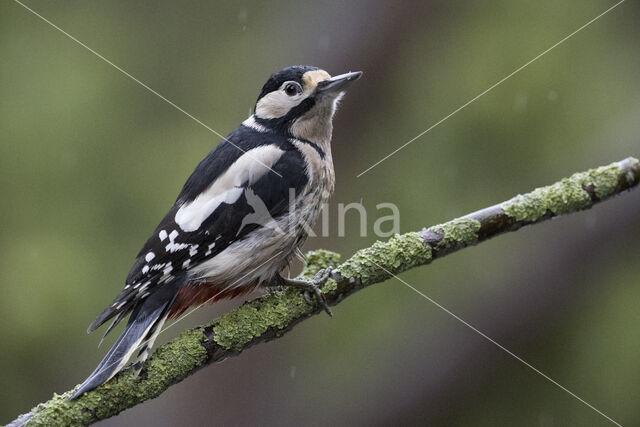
[186,195,321,290]
[190,228,295,286]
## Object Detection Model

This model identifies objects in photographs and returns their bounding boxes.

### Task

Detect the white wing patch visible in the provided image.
[175,145,285,232]
[242,115,269,133]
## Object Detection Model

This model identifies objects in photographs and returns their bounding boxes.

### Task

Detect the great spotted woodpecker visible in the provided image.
[70,66,362,399]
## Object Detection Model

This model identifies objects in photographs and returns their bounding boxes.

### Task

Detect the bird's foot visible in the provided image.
[279,269,333,316]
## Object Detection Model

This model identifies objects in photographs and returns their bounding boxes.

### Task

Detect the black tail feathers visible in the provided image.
[69,292,175,400]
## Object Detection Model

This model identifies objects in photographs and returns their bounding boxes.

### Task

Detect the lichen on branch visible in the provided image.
[7,157,639,427]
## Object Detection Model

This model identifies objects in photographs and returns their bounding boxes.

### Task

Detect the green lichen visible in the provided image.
[135,328,208,394]
[14,158,638,427]
[25,328,209,426]
[500,192,548,222]
[587,161,622,198]
[301,250,341,293]
[299,249,341,280]
[210,288,312,351]
[321,278,338,293]
[210,250,340,351]
[426,218,481,250]
[337,232,432,285]
[502,161,622,222]
[23,251,345,425]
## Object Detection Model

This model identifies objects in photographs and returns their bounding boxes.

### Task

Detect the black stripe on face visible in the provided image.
[254,96,316,135]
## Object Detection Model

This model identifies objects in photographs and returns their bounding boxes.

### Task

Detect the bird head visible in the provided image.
[252,65,362,143]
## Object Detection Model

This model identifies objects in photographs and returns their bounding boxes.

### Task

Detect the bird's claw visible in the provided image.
[279,268,333,316]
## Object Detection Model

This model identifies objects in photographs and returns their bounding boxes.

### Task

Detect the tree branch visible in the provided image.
[8,157,640,426]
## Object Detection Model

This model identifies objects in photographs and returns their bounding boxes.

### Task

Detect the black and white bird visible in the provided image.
[70,65,362,399]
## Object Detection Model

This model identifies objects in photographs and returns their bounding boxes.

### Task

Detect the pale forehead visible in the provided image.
[302,70,331,90]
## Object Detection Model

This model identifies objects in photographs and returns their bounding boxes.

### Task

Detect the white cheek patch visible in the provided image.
[254,70,331,120]
[255,90,305,119]
[175,145,285,232]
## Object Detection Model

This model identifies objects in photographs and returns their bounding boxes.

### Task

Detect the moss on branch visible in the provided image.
[8,157,640,427]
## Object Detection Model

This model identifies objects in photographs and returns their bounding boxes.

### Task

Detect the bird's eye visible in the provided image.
[284,82,301,97]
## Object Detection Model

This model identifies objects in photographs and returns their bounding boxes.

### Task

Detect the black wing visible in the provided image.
[88,126,309,333]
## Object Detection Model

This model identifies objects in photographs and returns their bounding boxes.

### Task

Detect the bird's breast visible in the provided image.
[291,138,335,200]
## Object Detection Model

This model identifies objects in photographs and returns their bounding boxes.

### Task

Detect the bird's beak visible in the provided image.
[316,71,363,94]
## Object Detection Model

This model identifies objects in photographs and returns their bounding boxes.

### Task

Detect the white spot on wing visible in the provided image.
[145,252,155,262]
[159,230,168,241]
[142,266,150,274]
[158,274,173,284]
[166,242,189,253]
[165,230,188,253]
[205,242,216,256]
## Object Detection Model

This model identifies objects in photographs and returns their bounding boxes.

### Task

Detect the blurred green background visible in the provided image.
[1,1,639,425]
